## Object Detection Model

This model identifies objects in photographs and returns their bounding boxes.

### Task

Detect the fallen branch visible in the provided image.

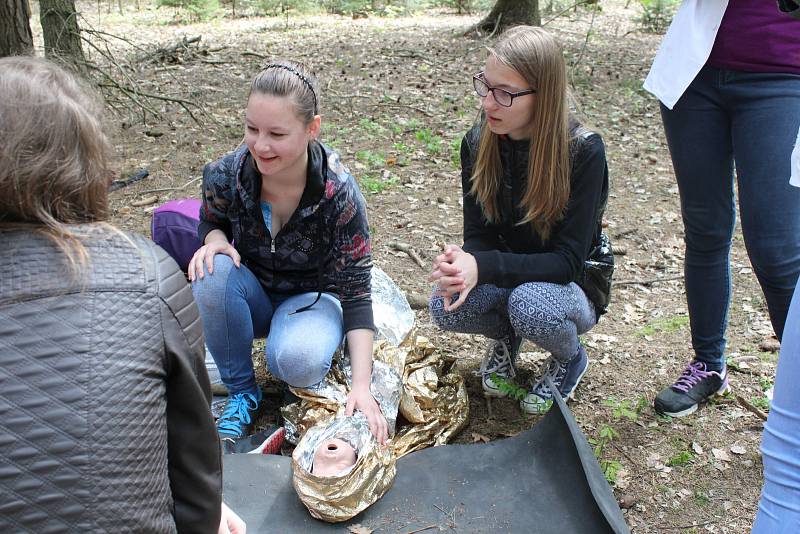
[389,242,426,268]
[109,168,149,192]
[131,195,159,207]
[241,51,269,59]
[371,101,433,117]
[615,274,682,287]
[404,525,438,534]
[139,176,202,195]
[735,395,768,422]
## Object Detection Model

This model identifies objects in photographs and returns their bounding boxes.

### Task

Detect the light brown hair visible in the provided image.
[0,56,112,270]
[470,26,573,241]
[249,60,320,124]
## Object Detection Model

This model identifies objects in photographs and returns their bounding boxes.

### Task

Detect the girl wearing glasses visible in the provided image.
[189,61,387,444]
[428,26,611,414]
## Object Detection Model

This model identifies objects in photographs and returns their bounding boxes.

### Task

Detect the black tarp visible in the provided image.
[223,390,631,533]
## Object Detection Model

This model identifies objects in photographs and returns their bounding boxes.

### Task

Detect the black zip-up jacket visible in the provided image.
[0,226,222,533]
[460,123,609,289]
[198,141,374,333]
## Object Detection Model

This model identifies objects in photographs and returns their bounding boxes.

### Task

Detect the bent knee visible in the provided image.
[191,255,236,297]
[508,283,563,329]
[268,346,332,388]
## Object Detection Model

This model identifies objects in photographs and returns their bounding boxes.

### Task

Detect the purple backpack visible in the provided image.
[151,199,202,272]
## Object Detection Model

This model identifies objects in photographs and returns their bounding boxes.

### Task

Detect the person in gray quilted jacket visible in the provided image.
[0,57,241,533]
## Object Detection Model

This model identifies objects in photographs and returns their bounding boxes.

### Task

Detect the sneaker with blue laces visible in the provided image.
[654,361,729,418]
[520,345,589,414]
[217,389,262,439]
[478,331,522,398]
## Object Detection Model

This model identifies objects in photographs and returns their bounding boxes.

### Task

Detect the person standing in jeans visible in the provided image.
[644,0,800,417]
[752,121,800,532]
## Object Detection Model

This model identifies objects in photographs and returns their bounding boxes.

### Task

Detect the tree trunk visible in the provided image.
[475,0,540,34]
[0,0,34,57]
[39,0,86,67]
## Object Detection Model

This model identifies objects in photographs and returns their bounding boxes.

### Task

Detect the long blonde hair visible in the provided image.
[470,26,571,241]
[0,56,112,271]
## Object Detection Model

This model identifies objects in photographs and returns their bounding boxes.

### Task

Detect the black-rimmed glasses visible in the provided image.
[472,72,536,107]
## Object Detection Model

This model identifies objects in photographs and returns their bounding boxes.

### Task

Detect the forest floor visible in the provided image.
[41,1,781,532]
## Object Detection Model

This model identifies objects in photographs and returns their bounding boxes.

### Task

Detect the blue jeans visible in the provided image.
[753,282,800,533]
[191,255,343,395]
[660,65,800,370]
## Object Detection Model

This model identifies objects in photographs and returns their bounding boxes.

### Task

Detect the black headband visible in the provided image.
[263,63,318,115]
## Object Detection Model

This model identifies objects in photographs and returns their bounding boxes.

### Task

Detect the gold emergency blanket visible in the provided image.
[284,333,469,522]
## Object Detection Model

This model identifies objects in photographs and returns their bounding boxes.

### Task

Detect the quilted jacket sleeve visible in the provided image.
[153,244,223,533]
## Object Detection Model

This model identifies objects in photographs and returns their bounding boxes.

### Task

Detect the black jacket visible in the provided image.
[198,142,374,333]
[460,123,609,289]
[0,226,222,533]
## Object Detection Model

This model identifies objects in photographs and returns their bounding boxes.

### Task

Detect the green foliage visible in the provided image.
[392,141,412,155]
[750,396,771,411]
[758,376,774,392]
[414,127,443,155]
[667,450,693,467]
[488,373,528,401]
[636,315,689,337]
[259,0,318,15]
[601,396,647,421]
[355,149,385,167]
[158,0,221,20]
[693,489,710,507]
[450,137,461,168]
[589,423,623,484]
[358,117,387,135]
[637,0,679,33]
[359,172,397,194]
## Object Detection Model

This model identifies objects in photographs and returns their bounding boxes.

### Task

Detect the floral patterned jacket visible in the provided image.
[198,141,374,332]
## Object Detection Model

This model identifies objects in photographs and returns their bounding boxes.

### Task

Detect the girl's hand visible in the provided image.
[428,243,465,291]
[434,245,478,312]
[345,386,388,445]
[188,239,241,282]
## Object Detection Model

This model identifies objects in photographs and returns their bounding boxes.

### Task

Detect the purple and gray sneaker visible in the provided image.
[654,361,730,417]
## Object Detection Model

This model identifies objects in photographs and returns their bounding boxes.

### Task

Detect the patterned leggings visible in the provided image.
[429,282,596,362]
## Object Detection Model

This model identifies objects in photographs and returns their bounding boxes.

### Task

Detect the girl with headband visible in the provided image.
[190,61,388,444]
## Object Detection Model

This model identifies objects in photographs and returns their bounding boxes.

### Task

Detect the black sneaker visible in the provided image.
[654,361,730,417]
[520,345,589,414]
[478,331,522,397]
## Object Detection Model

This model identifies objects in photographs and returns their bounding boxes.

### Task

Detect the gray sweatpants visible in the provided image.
[429,282,596,362]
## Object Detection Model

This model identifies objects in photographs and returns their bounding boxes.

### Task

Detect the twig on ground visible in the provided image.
[131,195,159,207]
[735,395,768,422]
[241,51,268,59]
[371,101,433,117]
[610,441,641,468]
[139,176,202,195]
[615,275,683,287]
[404,525,438,534]
[389,242,426,268]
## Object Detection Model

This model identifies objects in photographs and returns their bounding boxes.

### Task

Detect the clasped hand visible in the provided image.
[428,244,478,312]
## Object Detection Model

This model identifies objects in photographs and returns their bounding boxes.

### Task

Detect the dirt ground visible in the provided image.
[41,1,782,531]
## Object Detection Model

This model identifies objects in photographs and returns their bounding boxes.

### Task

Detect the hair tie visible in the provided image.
[263,63,318,115]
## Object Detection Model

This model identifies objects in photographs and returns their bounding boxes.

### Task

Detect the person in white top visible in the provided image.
[644,1,800,419]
